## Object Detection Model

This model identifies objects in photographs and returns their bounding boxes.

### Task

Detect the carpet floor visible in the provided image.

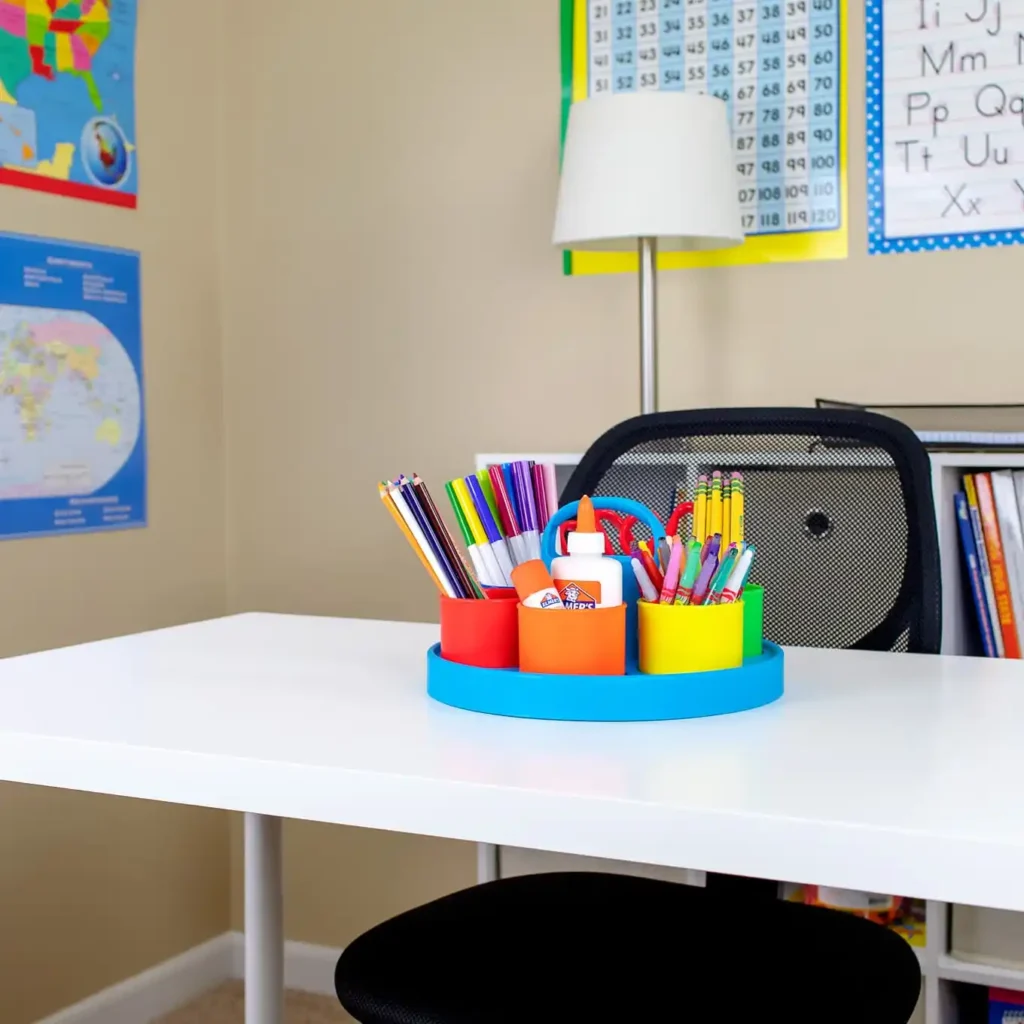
[154,981,352,1023]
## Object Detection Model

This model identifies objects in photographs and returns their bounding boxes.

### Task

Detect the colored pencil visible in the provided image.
[381,482,453,597]
[413,473,480,598]
[398,476,468,598]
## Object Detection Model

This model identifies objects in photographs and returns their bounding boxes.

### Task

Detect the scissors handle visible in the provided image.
[541,498,666,566]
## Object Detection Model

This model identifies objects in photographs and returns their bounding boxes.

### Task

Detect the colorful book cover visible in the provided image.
[955,492,998,657]
[965,474,1006,657]
[974,472,1021,658]
[991,471,1024,652]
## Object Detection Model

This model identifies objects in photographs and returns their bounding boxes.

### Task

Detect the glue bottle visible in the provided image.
[551,495,622,609]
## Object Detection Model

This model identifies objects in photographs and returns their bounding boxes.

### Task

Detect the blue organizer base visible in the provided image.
[426,642,784,722]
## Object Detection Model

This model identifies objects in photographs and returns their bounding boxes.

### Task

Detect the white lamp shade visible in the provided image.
[553,92,743,252]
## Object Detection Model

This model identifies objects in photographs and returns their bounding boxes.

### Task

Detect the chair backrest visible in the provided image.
[561,408,941,654]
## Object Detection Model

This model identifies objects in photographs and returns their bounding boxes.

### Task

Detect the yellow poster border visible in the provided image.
[567,0,849,273]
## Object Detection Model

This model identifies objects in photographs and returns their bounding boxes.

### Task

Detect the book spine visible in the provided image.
[965,474,1005,657]
[954,492,998,657]
[991,470,1024,653]
[974,472,1021,658]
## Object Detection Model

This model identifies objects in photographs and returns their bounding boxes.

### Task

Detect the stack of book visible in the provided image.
[955,471,1024,658]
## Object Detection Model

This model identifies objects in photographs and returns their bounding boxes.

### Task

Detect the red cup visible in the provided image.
[482,586,518,600]
[440,595,519,668]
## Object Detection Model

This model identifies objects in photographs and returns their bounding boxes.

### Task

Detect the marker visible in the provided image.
[489,464,528,566]
[514,461,541,560]
[465,474,515,586]
[452,477,508,587]
[446,481,491,589]
[631,555,659,602]
[543,463,558,519]
[694,474,708,542]
[690,548,720,606]
[637,539,664,591]
[476,470,504,539]
[706,543,740,605]
[731,472,745,548]
[658,536,684,604]
[657,537,672,572]
[673,539,704,605]
[709,471,723,543]
[532,463,550,531]
[718,543,756,604]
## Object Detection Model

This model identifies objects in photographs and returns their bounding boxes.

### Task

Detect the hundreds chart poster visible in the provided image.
[559,0,849,274]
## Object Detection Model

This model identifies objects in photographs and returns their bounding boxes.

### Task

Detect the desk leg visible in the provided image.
[245,812,283,1024]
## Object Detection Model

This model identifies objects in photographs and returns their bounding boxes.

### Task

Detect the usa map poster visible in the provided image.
[560,0,849,273]
[0,232,145,540]
[0,0,137,207]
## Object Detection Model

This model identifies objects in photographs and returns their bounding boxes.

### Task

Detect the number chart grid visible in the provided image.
[561,0,849,272]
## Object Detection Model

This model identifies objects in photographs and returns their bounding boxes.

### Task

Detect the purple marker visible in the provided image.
[690,549,720,606]
[514,460,540,560]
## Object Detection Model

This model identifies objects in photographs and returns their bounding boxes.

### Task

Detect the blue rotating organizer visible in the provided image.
[427,497,784,722]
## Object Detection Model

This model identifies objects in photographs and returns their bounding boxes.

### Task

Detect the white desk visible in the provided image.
[2,613,1024,1024]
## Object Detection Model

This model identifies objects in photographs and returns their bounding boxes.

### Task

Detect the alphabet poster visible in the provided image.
[559,0,849,273]
[867,0,1024,253]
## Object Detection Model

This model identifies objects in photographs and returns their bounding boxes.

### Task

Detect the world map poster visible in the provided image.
[0,0,137,207]
[0,232,145,540]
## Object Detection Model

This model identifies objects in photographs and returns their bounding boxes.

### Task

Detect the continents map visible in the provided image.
[0,233,144,540]
[0,0,137,206]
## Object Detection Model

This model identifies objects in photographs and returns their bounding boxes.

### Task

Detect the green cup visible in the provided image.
[742,584,764,659]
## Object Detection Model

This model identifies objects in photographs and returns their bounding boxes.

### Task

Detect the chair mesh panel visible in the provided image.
[562,411,940,655]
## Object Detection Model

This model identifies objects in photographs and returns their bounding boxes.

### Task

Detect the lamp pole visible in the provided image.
[638,236,657,415]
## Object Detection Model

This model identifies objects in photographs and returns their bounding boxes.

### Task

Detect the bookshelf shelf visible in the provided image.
[476,449,1024,1024]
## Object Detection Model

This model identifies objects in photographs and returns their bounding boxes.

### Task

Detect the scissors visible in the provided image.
[557,501,694,555]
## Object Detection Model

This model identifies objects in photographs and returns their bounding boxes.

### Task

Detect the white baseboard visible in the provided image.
[35,933,236,1024]
[36,931,343,1023]
[227,932,341,996]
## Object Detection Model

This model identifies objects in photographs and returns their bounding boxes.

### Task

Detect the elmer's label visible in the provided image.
[557,579,601,610]
[538,592,562,609]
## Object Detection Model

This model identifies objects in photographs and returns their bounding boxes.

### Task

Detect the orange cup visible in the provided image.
[518,604,626,676]
[439,596,519,669]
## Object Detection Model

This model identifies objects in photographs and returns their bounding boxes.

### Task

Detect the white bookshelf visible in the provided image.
[477,449,1024,1024]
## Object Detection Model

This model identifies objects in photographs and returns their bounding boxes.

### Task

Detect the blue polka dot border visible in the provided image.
[865,0,1024,254]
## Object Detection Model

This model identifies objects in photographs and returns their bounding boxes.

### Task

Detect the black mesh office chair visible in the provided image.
[335,408,938,1024]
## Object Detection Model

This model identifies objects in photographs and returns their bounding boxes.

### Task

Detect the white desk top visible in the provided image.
[2,612,1023,911]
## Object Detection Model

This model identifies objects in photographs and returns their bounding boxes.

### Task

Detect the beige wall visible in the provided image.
[0,2,230,1021]
[218,0,1024,955]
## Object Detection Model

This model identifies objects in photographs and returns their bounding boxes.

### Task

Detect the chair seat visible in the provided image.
[335,872,921,1024]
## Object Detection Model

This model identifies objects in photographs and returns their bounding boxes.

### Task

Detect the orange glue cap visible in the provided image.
[577,494,596,532]
[568,495,605,556]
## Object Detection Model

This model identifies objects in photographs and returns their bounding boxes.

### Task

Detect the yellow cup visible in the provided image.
[638,599,744,675]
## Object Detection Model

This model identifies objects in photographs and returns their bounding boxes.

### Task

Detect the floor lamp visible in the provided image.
[553,92,743,415]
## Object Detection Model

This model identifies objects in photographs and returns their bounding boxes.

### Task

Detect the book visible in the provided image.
[964,475,1005,657]
[954,492,998,657]
[973,473,1022,658]
[991,471,1024,651]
